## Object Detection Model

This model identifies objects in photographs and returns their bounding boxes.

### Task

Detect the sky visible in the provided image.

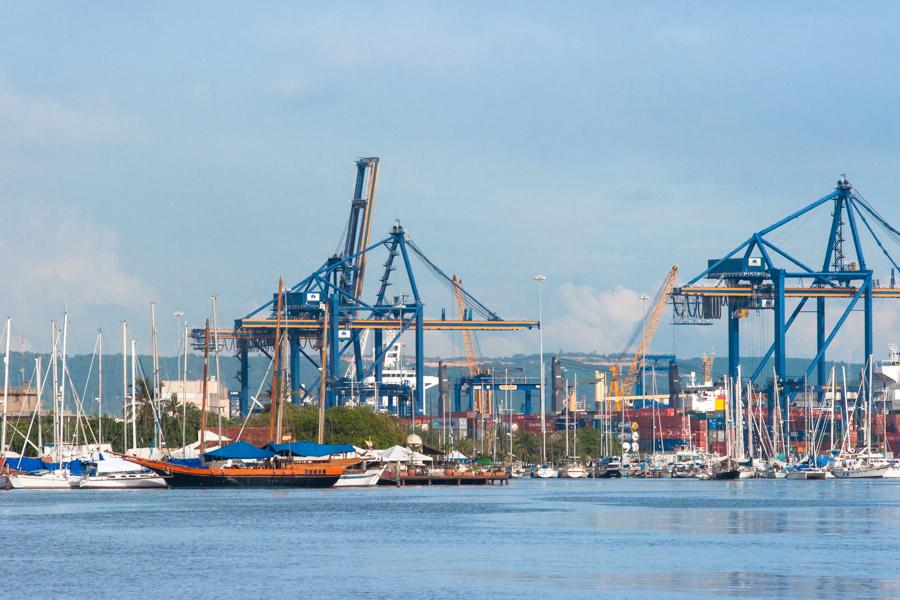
[2,2,900,365]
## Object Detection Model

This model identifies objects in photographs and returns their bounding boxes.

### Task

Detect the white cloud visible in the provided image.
[544,283,644,354]
[0,81,143,146]
[0,204,154,338]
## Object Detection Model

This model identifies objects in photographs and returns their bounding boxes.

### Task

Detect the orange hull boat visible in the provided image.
[124,456,356,488]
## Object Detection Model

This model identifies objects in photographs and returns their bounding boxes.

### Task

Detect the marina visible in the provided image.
[4,4,900,598]
[4,479,900,600]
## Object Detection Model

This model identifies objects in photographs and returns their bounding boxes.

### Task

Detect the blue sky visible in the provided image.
[2,2,900,361]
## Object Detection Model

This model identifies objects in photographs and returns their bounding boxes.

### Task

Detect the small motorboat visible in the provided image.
[334,466,385,487]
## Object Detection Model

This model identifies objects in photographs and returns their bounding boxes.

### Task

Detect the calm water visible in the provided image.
[2,479,900,599]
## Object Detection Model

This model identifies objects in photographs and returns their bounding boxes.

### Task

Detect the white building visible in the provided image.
[160,377,231,416]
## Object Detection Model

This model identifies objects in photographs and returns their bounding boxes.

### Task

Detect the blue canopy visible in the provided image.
[2,456,48,473]
[266,442,355,457]
[1,456,85,474]
[203,441,274,461]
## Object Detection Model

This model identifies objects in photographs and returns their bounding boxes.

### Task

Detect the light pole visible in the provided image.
[534,274,547,466]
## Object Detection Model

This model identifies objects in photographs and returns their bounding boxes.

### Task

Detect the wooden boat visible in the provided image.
[124,456,355,488]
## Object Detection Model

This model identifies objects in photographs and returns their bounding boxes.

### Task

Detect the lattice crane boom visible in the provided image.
[622,265,679,396]
[452,275,480,379]
[452,274,491,413]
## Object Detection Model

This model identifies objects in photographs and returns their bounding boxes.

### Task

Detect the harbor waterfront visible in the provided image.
[3,479,900,600]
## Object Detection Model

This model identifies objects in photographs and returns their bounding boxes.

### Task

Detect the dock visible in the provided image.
[379,469,509,486]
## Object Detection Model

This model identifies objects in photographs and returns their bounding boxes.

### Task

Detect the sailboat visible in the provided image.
[560,377,588,478]
[5,317,87,489]
[705,372,739,480]
[534,284,557,480]
[833,356,891,478]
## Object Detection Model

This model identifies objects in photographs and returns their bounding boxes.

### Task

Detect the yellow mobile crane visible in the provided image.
[452,275,491,414]
[615,265,680,399]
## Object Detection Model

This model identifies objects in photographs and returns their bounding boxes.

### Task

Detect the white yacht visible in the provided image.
[832,450,891,479]
[8,470,78,489]
[334,466,385,487]
[78,457,167,489]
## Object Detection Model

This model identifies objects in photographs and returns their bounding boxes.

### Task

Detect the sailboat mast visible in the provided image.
[51,321,59,463]
[122,321,128,450]
[830,366,836,453]
[211,296,223,441]
[181,321,188,456]
[268,279,284,442]
[318,301,328,445]
[840,365,848,451]
[736,366,744,459]
[98,329,103,445]
[746,379,753,460]
[573,372,578,458]
[36,357,43,450]
[564,379,570,459]
[867,354,874,453]
[61,312,69,446]
[130,338,137,450]
[151,303,160,451]
[724,376,731,458]
[200,320,210,452]
[2,316,10,455]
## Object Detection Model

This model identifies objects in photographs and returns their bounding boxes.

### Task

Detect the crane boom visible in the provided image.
[452,275,490,414]
[339,157,380,300]
[622,265,679,397]
[452,275,479,379]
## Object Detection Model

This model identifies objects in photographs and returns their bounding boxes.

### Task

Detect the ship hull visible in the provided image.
[123,455,346,489]
[163,472,340,488]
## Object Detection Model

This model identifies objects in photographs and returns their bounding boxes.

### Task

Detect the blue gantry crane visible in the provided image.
[193,158,537,416]
[672,175,900,433]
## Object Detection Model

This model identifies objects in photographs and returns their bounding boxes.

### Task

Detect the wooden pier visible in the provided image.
[379,469,509,486]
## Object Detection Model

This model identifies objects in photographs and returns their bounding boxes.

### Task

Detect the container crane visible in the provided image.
[192,158,537,416]
[671,175,900,442]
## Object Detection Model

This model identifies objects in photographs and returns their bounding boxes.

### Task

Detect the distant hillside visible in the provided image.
[3,351,866,416]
